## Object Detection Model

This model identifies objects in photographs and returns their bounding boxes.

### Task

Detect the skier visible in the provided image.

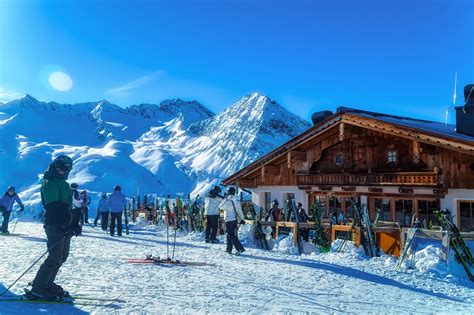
[70,183,83,235]
[296,202,310,242]
[80,190,91,225]
[107,185,126,237]
[204,186,223,243]
[265,200,285,238]
[0,186,24,234]
[29,155,79,301]
[219,187,245,255]
[96,192,109,231]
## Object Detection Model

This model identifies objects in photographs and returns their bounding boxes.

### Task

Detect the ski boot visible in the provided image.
[235,249,245,256]
[24,288,63,302]
[210,239,219,244]
[205,239,210,243]
[48,283,71,298]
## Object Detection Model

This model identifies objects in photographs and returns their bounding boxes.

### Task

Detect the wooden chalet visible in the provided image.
[223,85,474,233]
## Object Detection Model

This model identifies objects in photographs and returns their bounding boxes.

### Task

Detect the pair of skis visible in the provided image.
[0,292,124,307]
[353,203,379,257]
[310,204,330,252]
[250,205,269,250]
[287,200,304,255]
[125,255,215,267]
[435,210,474,281]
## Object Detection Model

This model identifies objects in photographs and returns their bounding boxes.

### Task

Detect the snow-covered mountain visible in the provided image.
[0,93,311,210]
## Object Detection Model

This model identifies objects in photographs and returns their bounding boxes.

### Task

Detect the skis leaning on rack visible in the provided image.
[435,209,474,281]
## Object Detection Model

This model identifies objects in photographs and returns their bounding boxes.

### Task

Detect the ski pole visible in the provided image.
[172,225,177,261]
[166,216,170,259]
[0,231,72,296]
[11,210,24,235]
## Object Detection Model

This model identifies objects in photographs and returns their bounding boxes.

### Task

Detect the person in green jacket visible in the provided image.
[28,155,78,301]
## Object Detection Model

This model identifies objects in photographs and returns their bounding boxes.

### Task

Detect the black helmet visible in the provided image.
[228,187,236,195]
[272,199,279,206]
[70,183,79,189]
[213,186,221,193]
[114,185,121,191]
[52,155,73,173]
[7,186,15,192]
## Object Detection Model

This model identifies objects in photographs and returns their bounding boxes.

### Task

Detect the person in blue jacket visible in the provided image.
[107,185,126,236]
[0,186,24,234]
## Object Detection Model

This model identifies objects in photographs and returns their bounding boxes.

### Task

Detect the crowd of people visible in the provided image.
[2,154,312,301]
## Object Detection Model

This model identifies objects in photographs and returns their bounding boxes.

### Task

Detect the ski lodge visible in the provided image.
[223,85,474,234]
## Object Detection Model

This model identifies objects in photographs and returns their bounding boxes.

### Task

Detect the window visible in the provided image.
[459,201,474,232]
[418,200,440,227]
[375,198,392,221]
[264,192,272,212]
[335,153,344,166]
[387,150,398,163]
[312,194,327,218]
[395,199,413,227]
[328,196,342,218]
[345,196,361,218]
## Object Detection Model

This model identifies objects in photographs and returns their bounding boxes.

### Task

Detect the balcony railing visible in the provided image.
[296,172,440,187]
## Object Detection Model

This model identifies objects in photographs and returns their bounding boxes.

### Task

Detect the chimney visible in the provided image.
[311,110,333,125]
[455,84,474,137]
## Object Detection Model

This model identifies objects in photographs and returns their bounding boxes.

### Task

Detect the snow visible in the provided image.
[1,221,473,314]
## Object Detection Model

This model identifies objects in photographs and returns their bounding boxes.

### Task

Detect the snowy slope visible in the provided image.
[0,221,473,314]
[0,93,310,211]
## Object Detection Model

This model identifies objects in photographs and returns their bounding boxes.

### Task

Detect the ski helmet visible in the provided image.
[70,183,79,189]
[52,155,73,173]
[114,185,121,191]
[228,187,236,195]
[213,186,221,194]
[272,199,279,206]
[7,186,15,192]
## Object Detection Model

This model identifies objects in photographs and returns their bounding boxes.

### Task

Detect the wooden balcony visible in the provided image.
[296,172,440,187]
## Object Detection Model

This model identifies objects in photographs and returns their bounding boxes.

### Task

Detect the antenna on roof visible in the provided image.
[446,72,457,126]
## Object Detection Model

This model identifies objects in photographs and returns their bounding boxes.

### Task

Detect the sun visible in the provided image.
[48,71,73,91]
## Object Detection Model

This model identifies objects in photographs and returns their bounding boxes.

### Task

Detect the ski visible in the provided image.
[435,210,474,281]
[124,256,215,267]
[288,199,304,255]
[250,204,269,250]
[0,296,116,307]
[396,220,422,270]
[310,204,330,252]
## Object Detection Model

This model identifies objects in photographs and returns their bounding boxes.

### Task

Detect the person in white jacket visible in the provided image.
[204,186,223,243]
[219,187,245,255]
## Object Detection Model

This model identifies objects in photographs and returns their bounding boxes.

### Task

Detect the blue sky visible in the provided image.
[0,0,472,122]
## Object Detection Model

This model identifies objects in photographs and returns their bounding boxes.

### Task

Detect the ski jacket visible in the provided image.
[0,192,24,212]
[71,189,82,209]
[41,170,73,227]
[219,195,244,222]
[204,196,221,216]
[97,197,109,213]
[107,191,126,213]
[297,208,309,223]
[265,207,285,222]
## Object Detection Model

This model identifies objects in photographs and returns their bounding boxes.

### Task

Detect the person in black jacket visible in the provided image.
[29,155,79,301]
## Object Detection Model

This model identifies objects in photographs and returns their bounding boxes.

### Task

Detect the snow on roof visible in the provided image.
[337,107,474,143]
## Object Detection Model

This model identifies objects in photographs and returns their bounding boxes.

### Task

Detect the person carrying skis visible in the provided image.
[107,185,126,237]
[204,186,223,243]
[96,192,109,231]
[29,155,79,301]
[70,183,83,235]
[0,186,24,234]
[296,202,310,242]
[219,187,245,255]
[265,200,285,238]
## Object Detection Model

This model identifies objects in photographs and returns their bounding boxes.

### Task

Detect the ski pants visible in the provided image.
[32,226,72,292]
[1,209,11,233]
[100,212,109,231]
[299,228,309,242]
[80,207,89,225]
[110,211,123,236]
[226,220,244,253]
[205,215,219,241]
